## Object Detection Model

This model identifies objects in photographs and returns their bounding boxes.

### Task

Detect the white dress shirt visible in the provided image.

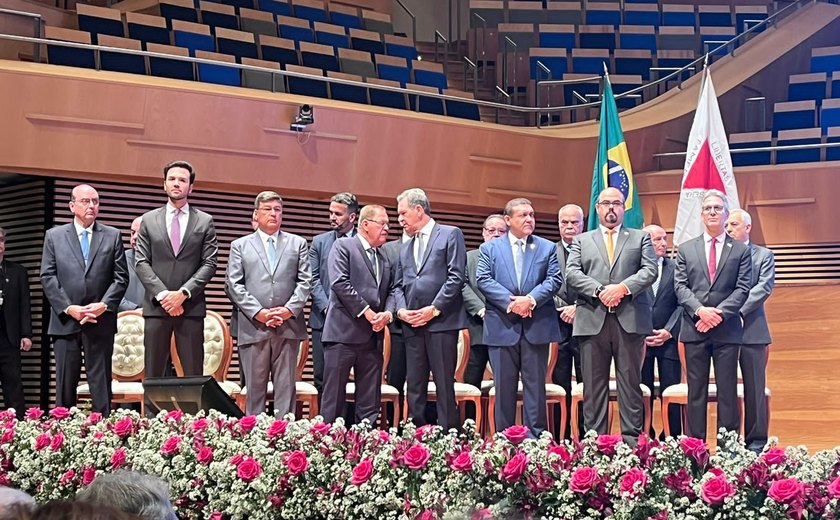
[413,218,436,264]
[256,228,280,264]
[702,230,727,268]
[165,202,189,247]
[72,219,94,248]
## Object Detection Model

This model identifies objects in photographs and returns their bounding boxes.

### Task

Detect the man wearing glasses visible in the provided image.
[566,187,657,445]
[462,215,507,394]
[674,189,751,441]
[41,184,128,416]
[320,205,394,424]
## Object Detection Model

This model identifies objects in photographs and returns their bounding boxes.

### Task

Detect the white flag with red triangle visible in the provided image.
[673,67,740,246]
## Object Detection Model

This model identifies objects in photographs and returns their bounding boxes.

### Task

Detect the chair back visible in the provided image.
[170,310,232,381]
[545,342,559,383]
[113,310,145,382]
[455,329,471,382]
[297,338,310,380]
[382,328,392,383]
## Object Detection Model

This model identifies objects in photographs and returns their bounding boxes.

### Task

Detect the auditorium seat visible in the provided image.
[195,50,241,86]
[656,49,695,82]
[827,127,840,161]
[498,23,536,52]
[788,72,827,104]
[585,2,621,27]
[126,12,171,48]
[772,100,817,134]
[729,131,772,166]
[239,8,278,37]
[44,26,96,69]
[623,4,659,27]
[776,128,822,164]
[529,47,568,79]
[300,41,339,72]
[286,63,329,97]
[293,0,328,24]
[278,15,315,46]
[470,0,505,28]
[508,1,544,25]
[259,35,299,67]
[147,43,195,80]
[661,4,695,27]
[562,72,600,104]
[159,0,199,27]
[832,71,840,99]
[375,54,410,86]
[444,88,482,121]
[221,0,255,12]
[329,3,362,30]
[241,56,284,91]
[338,47,376,78]
[537,24,575,50]
[545,1,582,25]
[326,70,367,103]
[257,0,291,17]
[821,98,840,134]
[367,77,408,109]
[699,26,735,56]
[615,49,652,80]
[199,1,239,32]
[610,73,643,108]
[735,5,768,33]
[408,83,445,115]
[350,28,385,55]
[362,10,393,35]
[98,35,147,75]
[698,5,732,28]
[571,48,610,74]
[618,25,656,53]
[314,21,350,49]
[172,20,215,56]
[657,26,698,52]
[579,24,616,51]
[811,46,840,75]
[216,28,259,61]
[412,60,448,90]
[384,34,418,61]
[76,4,125,44]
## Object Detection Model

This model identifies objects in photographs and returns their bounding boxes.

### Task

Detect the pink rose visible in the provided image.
[25,408,44,421]
[500,452,529,483]
[35,433,50,451]
[284,450,309,476]
[237,457,262,482]
[379,430,391,443]
[403,444,431,470]
[192,418,209,432]
[414,424,436,440]
[50,407,71,420]
[827,476,840,498]
[680,437,709,465]
[415,510,436,520]
[502,425,529,444]
[160,435,181,456]
[238,415,257,432]
[164,409,183,422]
[111,448,127,469]
[59,469,76,485]
[450,451,474,472]
[229,453,244,466]
[547,445,571,465]
[87,412,103,425]
[92,432,104,443]
[768,478,804,504]
[471,509,493,520]
[1,429,14,444]
[209,513,224,520]
[267,420,288,439]
[113,417,134,438]
[701,474,735,505]
[570,466,600,494]
[197,446,214,465]
[619,468,648,496]
[310,422,331,436]
[762,447,787,466]
[82,467,97,486]
[351,458,374,485]
[50,432,65,451]
[596,434,623,456]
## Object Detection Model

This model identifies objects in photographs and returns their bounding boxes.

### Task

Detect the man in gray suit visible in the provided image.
[41,184,128,415]
[321,205,394,424]
[674,189,752,441]
[309,193,359,401]
[726,208,774,452]
[135,161,218,378]
[226,191,312,417]
[394,188,467,431]
[566,187,657,445]
[462,214,507,391]
[119,217,143,312]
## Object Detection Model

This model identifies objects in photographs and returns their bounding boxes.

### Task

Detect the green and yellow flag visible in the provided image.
[587,74,644,230]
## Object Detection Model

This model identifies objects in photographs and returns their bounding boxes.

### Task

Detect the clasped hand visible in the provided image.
[598,284,628,308]
[507,295,533,318]
[67,302,107,325]
[257,306,293,328]
[398,305,436,327]
[364,308,391,332]
[695,306,723,333]
[160,290,187,317]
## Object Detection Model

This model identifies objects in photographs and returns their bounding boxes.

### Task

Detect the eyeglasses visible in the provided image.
[559,220,581,226]
[596,201,624,208]
[364,219,389,227]
[72,198,100,206]
[702,205,725,214]
[483,227,507,235]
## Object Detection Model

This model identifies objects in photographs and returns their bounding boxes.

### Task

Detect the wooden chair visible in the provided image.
[345,328,401,429]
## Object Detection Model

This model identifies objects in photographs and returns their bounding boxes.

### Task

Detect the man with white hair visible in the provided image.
[0,486,36,519]
[725,208,775,452]
[76,470,177,520]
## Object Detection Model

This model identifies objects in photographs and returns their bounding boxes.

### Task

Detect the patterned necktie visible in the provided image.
[708,237,718,282]
[80,230,90,265]
[170,208,182,255]
[605,229,616,265]
[414,233,425,269]
[368,248,380,284]
[652,261,661,297]
[514,239,524,286]
[267,236,277,269]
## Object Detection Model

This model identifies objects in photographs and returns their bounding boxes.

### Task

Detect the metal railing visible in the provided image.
[0,8,42,62]
[394,0,416,47]
[463,56,478,96]
[652,141,840,170]
[434,30,448,65]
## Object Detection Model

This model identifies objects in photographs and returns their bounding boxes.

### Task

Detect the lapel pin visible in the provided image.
[529,243,536,250]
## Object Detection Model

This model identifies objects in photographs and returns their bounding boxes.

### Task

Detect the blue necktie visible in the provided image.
[80,230,90,265]
[267,237,276,269]
[514,239,524,286]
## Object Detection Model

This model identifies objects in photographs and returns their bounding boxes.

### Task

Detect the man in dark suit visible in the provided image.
[309,193,359,401]
[462,214,507,391]
[552,204,584,438]
[321,205,395,423]
[0,227,32,419]
[135,161,218,378]
[725,208,774,452]
[477,198,562,437]
[394,188,467,431]
[674,189,752,441]
[382,231,412,422]
[40,184,128,415]
[119,217,143,312]
[566,187,657,445]
[641,224,682,439]
[226,192,311,417]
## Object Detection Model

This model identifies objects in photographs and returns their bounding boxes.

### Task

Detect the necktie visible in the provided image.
[652,262,661,297]
[80,230,90,265]
[514,239,524,286]
[414,233,425,269]
[267,237,277,269]
[605,229,616,265]
[708,237,718,282]
[170,208,181,255]
[368,248,380,284]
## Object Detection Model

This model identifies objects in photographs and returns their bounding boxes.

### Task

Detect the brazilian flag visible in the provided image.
[587,74,644,230]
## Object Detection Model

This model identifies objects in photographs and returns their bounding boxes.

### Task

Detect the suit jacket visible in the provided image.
[566,227,658,336]
[134,205,218,318]
[462,249,486,345]
[393,222,467,335]
[381,238,405,337]
[40,222,128,336]
[476,234,563,346]
[648,257,681,361]
[322,237,396,344]
[1,260,32,345]
[309,229,353,331]
[118,248,143,312]
[226,231,312,344]
[740,243,775,345]
[674,234,752,344]
[552,241,578,343]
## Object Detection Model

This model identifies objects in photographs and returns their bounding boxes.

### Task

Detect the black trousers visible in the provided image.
[0,333,26,420]
[641,348,682,438]
[405,329,459,431]
[740,343,768,451]
[321,338,383,424]
[685,340,740,440]
[552,337,582,439]
[386,330,407,423]
[144,316,204,378]
[310,328,325,403]
[54,324,115,416]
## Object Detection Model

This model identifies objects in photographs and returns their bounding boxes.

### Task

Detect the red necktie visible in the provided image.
[708,237,717,282]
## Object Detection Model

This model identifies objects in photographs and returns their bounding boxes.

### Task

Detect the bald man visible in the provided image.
[119,216,144,312]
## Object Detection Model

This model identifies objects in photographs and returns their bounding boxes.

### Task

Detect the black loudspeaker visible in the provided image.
[143,376,244,418]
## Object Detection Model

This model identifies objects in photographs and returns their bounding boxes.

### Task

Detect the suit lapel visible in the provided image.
[249,233,271,274]
[84,222,104,274]
[64,224,86,270]
[695,237,712,285]
[712,236,735,288]
[353,237,377,280]
[274,231,291,275]
[417,224,439,271]
[592,230,610,267]
[520,236,536,285]
[657,259,674,303]
[157,208,175,257]
[177,207,198,259]
[611,228,631,272]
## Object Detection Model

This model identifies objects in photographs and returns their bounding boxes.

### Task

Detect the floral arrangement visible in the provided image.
[2,407,840,519]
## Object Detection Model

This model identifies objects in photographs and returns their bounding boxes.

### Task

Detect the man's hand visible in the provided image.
[477,308,486,319]
[507,295,533,318]
[400,306,436,327]
[272,307,294,321]
[696,307,723,329]
[644,328,672,347]
[598,284,628,307]
[161,291,187,316]
[82,302,108,317]
[67,305,99,324]
[20,338,32,352]
[256,308,278,327]
[558,305,576,324]
[370,311,391,332]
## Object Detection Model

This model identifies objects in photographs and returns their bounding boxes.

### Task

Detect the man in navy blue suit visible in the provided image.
[394,188,467,431]
[476,198,563,437]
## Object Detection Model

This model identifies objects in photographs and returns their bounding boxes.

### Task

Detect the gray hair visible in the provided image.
[331,192,359,215]
[0,226,6,239]
[396,188,431,214]
[557,204,584,219]
[358,204,386,224]
[482,214,506,228]
[76,470,177,520]
[0,487,36,519]
[728,208,752,225]
[254,191,282,210]
[504,198,533,216]
[702,189,730,213]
